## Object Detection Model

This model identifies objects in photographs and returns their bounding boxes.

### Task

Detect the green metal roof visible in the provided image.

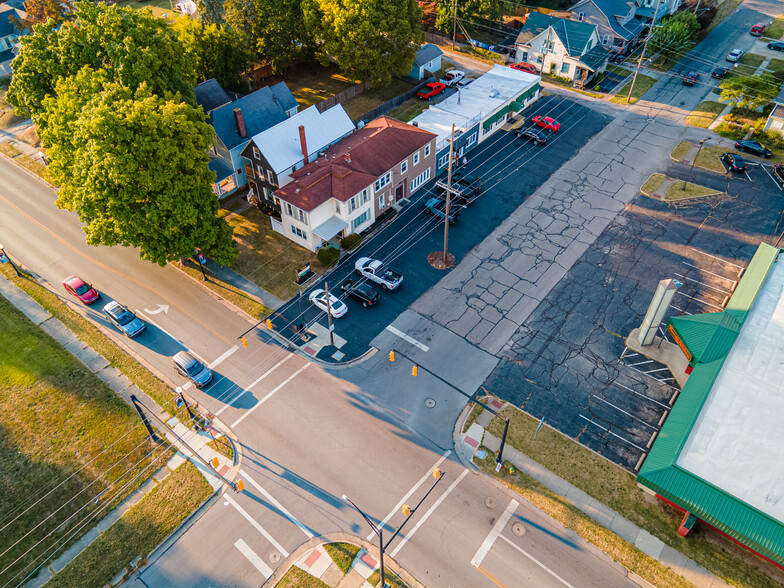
[637,242,784,564]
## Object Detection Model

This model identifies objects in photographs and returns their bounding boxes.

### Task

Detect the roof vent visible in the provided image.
[295,188,300,193]
[412,121,418,127]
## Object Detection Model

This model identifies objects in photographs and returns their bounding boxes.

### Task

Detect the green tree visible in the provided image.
[666,10,700,36]
[195,0,223,25]
[303,0,423,85]
[648,18,693,65]
[719,74,778,115]
[173,17,250,90]
[434,0,504,34]
[9,0,74,29]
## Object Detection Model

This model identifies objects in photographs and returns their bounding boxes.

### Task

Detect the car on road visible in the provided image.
[768,41,784,52]
[354,258,403,290]
[103,301,145,337]
[711,67,729,79]
[531,115,560,132]
[172,351,212,388]
[722,152,747,172]
[509,62,538,74]
[726,48,743,62]
[682,72,699,86]
[773,164,784,184]
[452,173,483,196]
[735,139,772,158]
[308,289,348,318]
[424,196,462,223]
[437,179,480,207]
[417,82,446,100]
[517,128,547,145]
[440,69,465,87]
[341,280,379,307]
[750,23,766,36]
[62,275,100,305]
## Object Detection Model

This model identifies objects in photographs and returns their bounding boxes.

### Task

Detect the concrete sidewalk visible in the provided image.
[458,403,730,588]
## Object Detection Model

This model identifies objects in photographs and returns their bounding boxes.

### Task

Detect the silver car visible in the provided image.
[103,301,145,337]
[726,48,743,62]
[172,351,213,388]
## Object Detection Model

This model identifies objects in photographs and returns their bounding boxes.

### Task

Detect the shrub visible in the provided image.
[714,122,746,141]
[340,233,362,250]
[317,246,339,268]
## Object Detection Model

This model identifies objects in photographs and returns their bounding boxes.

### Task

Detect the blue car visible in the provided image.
[103,300,145,337]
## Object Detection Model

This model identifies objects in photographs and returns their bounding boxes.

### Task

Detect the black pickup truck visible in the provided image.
[341,279,380,307]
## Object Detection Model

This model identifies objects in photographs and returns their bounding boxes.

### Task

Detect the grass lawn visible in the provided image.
[265,63,357,110]
[276,566,330,588]
[341,78,416,120]
[766,15,784,40]
[765,58,784,85]
[17,126,42,148]
[686,101,726,128]
[640,173,665,196]
[739,53,765,70]
[665,181,721,200]
[206,437,234,460]
[670,140,691,161]
[484,408,784,588]
[179,261,269,319]
[0,295,160,584]
[610,74,657,105]
[45,461,212,588]
[224,206,321,301]
[462,402,485,433]
[323,542,360,574]
[367,570,407,587]
[695,146,729,172]
[605,65,632,76]
[386,97,431,123]
[0,141,21,157]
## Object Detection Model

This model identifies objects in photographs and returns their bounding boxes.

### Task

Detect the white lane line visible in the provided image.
[209,345,239,369]
[386,325,430,352]
[388,469,469,558]
[216,355,294,416]
[470,498,518,568]
[231,363,310,428]
[367,450,452,542]
[240,469,314,539]
[234,538,273,578]
[137,311,186,347]
[498,534,575,587]
[225,494,289,557]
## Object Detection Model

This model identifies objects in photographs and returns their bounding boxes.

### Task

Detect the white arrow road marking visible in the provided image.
[225,494,289,557]
[143,304,169,315]
[234,538,273,578]
[471,498,518,568]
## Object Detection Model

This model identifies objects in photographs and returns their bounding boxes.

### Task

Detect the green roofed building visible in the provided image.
[637,242,784,570]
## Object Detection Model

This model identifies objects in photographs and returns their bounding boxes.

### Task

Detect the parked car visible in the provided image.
[440,69,465,87]
[773,164,784,184]
[103,301,145,337]
[172,351,212,388]
[531,115,561,132]
[451,173,483,196]
[62,275,100,305]
[722,152,747,172]
[609,53,625,64]
[424,197,462,223]
[726,48,743,62]
[308,289,348,318]
[711,67,729,79]
[341,280,379,307]
[735,139,772,158]
[517,128,547,145]
[750,23,766,36]
[768,41,784,52]
[509,62,538,74]
[417,82,446,100]
[354,258,403,290]
[682,72,699,86]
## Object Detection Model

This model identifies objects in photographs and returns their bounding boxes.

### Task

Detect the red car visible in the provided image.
[531,116,560,132]
[62,275,100,304]
[416,82,446,100]
[509,62,538,74]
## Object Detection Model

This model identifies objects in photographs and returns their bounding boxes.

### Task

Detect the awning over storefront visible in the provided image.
[312,216,348,241]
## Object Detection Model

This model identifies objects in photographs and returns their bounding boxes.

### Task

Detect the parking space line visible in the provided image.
[216,355,295,416]
[368,450,451,541]
[579,415,647,452]
[590,395,657,430]
[626,359,654,367]
[674,290,724,310]
[624,363,677,385]
[386,325,430,352]
[669,303,691,315]
[498,534,575,587]
[239,468,314,539]
[682,261,739,281]
[234,538,273,578]
[689,247,745,267]
[471,498,518,568]
[614,381,670,410]
[388,469,469,558]
[673,272,731,295]
[225,494,289,557]
[231,363,310,428]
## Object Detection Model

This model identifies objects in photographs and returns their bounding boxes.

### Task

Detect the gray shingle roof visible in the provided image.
[578,43,611,71]
[415,43,443,66]
[195,79,232,115]
[517,12,597,57]
[208,157,234,181]
[571,0,639,40]
[0,4,17,37]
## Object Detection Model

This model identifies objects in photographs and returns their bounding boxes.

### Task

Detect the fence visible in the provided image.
[315,81,370,113]
[351,76,436,125]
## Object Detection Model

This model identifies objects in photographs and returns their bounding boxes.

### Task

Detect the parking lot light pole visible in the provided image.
[324,281,335,347]
[342,495,385,588]
[495,417,510,465]
[0,244,22,277]
[684,137,709,190]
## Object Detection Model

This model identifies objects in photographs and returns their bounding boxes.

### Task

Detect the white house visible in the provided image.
[764,87,784,137]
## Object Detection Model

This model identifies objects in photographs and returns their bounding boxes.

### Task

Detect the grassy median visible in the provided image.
[610,74,657,105]
[686,101,725,128]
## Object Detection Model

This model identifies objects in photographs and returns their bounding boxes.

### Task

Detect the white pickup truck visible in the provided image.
[354,257,403,290]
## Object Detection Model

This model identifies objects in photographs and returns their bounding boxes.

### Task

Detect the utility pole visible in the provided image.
[428,125,456,269]
[324,281,335,347]
[451,0,458,49]
[543,26,553,76]
[0,244,22,277]
[627,0,663,104]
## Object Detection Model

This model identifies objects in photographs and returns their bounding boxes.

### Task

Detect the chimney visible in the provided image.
[233,108,246,138]
[344,152,351,163]
[298,125,309,165]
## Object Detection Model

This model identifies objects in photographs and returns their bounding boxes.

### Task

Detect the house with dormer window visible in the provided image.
[569,0,645,55]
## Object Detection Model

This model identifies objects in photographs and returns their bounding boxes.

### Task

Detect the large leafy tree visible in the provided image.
[303,0,423,85]
[648,17,693,65]
[195,0,224,25]
[719,74,778,115]
[173,17,250,90]
[434,0,504,34]
[9,0,74,29]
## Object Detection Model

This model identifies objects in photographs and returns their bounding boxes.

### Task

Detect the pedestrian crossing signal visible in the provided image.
[389,351,395,362]
[210,457,220,469]
[265,318,272,329]
[433,467,442,479]
[241,337,248,348]
[235,480,245,493]
[412,365,418,377]
[402,504,411,516]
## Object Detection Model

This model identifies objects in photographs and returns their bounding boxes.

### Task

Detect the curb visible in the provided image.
[262,326,380,370]
[0,144,55,189]
[452,402,480,471]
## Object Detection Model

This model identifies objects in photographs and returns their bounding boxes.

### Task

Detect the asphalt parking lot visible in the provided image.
[480,159,784,471]
[265,95,612,361]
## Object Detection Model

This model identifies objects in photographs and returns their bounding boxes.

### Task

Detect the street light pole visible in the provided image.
[342,495,385,588]
[0,244,22,277]
[684,137,709,190]
[324,281,335,347]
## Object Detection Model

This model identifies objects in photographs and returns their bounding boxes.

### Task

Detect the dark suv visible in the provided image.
[734,140,772,158]
[517,128,547,145]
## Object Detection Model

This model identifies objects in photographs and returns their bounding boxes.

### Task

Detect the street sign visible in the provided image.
[0,253,6,264]
[534,416,546,439]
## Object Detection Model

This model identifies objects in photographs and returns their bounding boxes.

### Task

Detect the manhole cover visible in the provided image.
[269,551,281,563]
[512,523,526,536]
[485,497,496,509]
[647,118,656,123]
[425,398,436,408]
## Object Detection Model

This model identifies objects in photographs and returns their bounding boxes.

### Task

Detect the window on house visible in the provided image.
[286,203,293,216]
[466,133,477,147]
[244,160,254,178]
[351,211,369,231]
[536,54,544,63]
[252,147,260,159]
[256,165,266,181]
[335,200,341,214]
[374,172,392,192]
[298,209,306,224]
[561,63,569,74]
[521,51,528,62]
[401,160,408,174]
[577,11,584,20]
[424,144,430,157]
[602,35,610,45]
[413,152,420,165]
[379,193,385,209]
[273,196,279,205]
[290,225,306,239]
[410,168,431,192]
[361,188,370,204]
[348,196,357,213]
